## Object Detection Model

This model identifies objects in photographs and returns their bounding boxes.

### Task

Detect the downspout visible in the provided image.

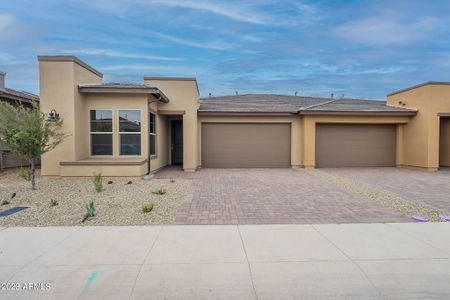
[143,93,161,180]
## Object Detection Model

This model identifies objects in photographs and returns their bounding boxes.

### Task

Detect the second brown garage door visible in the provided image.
[316,124,396,167]
[202,123,291,168]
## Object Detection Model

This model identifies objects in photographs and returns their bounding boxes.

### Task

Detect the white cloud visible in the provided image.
[101,64,205,74]
[0,13,41,44]
[79,0,311,26]
[333,16,440,46]
[152,32,233,50]
[59,48,184,61]
[0,14,15,31]
[145,0,273,25]
[0,52,29,66]
[0,14,21,43]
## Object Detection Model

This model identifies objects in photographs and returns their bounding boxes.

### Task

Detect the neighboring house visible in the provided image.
[0,72,40,170]
[37,56,450,177]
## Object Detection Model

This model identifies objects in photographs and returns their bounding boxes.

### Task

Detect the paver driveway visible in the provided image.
[325,167,450,211]
[156,167,410,225]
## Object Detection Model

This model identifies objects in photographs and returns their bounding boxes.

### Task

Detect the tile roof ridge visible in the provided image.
[301,98,341,111]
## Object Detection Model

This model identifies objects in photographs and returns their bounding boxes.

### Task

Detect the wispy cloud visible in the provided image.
[0,13,15,31]
[145,0,274,25]
[0,52,29,65]
[151,31,233,50]
[333,16,441,46]
[59,48,184,61]
[0,13,33,43]
[101,64,205,74]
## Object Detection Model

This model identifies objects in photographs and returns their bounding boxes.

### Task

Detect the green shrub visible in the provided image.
[93,173,103,193]
[151,188,167,195]
[50,198,58,207]
[86,201,96,217]
[19,168,32,182]
[1,200,10,206]
[170,179,175,183]
[142,203,154,213]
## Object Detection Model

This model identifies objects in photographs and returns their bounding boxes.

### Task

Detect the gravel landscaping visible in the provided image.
[0,168,191,226]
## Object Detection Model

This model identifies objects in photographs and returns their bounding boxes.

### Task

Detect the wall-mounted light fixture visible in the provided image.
[47,109,60,122]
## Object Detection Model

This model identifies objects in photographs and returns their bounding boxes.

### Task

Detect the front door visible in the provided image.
[171,120,183,164]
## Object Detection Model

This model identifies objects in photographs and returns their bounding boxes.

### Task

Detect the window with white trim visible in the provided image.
[90,110,113,155]
[119,110,141,155]
[149,112,156,156]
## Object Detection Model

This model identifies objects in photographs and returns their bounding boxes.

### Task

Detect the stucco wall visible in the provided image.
[60,163,147,177]
[388,84,450,170]
[144,78,199,172]
[39,58,102,176]
[149,101,169,172]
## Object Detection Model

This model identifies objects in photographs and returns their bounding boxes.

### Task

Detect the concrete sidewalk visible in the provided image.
[0,223,449,299]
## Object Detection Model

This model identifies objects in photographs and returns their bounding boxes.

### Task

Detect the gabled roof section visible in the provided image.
[387,82,450,97]
[199,94,416,115]
[301,98,417,115]
[199,94,331,113]
[0,88,39,104]
[78,83,170,102]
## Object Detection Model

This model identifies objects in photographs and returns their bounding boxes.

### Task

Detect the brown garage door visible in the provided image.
[202,123,291,168]
[316,124,396,167]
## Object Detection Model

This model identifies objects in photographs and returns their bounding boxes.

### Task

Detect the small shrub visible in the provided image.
[152,188,167,195]
[1,200,10,206]
[19,168,32,182]
[50,198,58,207]
[93,173,103,193]
[86,201,96,217]
[170,179,175,183]
[142,203,154,213]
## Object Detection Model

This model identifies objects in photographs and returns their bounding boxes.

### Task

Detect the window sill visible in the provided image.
[150,155,157,160]
[60,157,147,166]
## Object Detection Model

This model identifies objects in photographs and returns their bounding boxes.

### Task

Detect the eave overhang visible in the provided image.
[197,111,298,116]
[78,85,170,103]
[299,110,417,116]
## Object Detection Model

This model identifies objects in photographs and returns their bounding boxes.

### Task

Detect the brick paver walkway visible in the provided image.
[156,167,410,225]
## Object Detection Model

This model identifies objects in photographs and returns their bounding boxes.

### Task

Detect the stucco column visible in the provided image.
[183,111,198,172]
[302,117,316,168]
[428,114,440,170]
[396,124,403,167]
[291,117,302,168]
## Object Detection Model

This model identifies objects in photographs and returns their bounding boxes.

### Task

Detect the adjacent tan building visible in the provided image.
[0,71,40,170]
[37,56,450,176]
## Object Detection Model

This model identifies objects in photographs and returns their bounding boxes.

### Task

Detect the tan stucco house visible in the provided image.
[37,56,450,177]
[0,72,40,170]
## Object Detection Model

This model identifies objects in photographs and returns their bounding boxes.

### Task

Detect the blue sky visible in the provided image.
[1,0,450,99]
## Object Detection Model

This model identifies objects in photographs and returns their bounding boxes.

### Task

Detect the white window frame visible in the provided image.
[149,112,157,156]
[89,109,113,156]
[118,109,142,156]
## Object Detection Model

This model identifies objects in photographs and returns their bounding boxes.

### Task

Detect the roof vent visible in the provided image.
[294,91,298,96]
[0,72,5,90]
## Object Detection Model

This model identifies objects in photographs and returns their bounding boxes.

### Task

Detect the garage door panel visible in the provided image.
[316,124,396,167]
[202,123,291,168]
